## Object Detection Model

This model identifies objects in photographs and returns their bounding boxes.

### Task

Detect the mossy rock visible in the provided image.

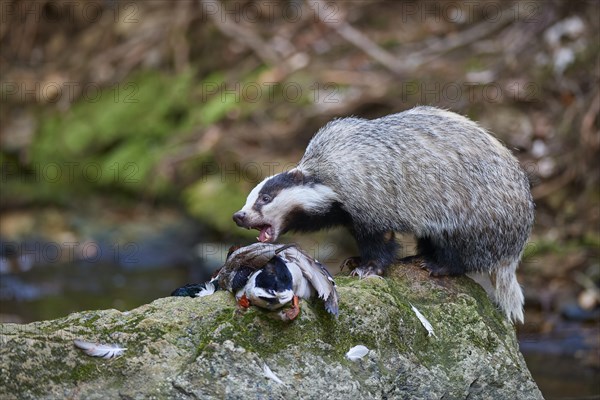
[0,263,543,399]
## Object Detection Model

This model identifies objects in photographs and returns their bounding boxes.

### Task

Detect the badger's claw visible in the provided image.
[350,262,385,279]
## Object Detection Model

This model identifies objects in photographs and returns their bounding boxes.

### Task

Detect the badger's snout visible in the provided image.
[233,211,247,227]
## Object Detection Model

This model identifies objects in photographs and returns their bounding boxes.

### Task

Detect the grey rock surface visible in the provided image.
[0,263,543,399]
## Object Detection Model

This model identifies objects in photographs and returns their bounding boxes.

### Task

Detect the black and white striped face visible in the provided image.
[232,169,338,243]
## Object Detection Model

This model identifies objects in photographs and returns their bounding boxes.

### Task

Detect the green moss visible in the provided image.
[70,363,99,382]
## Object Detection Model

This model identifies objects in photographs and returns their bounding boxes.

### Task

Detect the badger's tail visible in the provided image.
[491,259,524,324]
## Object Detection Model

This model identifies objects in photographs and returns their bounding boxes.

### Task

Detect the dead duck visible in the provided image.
[171,243,339,320]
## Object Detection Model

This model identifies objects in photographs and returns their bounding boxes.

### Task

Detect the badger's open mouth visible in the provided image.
[255,225,274,243]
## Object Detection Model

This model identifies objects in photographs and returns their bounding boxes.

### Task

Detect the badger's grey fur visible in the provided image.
[233,106,534,323]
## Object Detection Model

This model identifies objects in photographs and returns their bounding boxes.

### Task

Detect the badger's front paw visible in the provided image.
[349,261,385,279]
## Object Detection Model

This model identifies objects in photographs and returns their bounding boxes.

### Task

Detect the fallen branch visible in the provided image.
[307,0,407,75]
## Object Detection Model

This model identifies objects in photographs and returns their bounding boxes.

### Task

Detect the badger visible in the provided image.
[233,106,535,323]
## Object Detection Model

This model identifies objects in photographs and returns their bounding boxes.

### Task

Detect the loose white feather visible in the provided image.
[195,282,216,297]
[346,345,369,361]
[263,363,287,386]
[74,339,127,359]
[410,304,436,338]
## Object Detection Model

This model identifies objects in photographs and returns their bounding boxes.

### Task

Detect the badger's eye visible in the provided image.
[260,194,272,204]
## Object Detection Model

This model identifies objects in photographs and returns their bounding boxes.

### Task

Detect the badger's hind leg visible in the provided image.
[417,236,465,276]
[348,231,398,278]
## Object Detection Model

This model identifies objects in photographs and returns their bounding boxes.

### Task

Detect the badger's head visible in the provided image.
[233,169,339,243]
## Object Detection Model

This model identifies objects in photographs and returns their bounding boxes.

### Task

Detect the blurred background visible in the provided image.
[0,0,598,397]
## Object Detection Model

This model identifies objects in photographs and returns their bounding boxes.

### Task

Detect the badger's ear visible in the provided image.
[290,169,305,184]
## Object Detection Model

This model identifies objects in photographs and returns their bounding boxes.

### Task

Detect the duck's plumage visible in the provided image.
[172,243,339,317]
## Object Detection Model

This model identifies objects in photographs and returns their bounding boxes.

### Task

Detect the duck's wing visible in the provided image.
[279,246,339,316]
[226,243,292,269]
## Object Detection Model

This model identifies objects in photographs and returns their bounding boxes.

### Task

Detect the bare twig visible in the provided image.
[413,5,517,58]
[171,1,193,73]
[199,0,281,66]
[503,7,557,56]
[307,1,529,75]
[581,90,600,151]
[531,168,576,200]
[17,1,44,61]
[318,70,391,87]
[307,0,407,75]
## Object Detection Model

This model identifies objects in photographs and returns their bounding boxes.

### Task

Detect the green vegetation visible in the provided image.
[184,175,249,234]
